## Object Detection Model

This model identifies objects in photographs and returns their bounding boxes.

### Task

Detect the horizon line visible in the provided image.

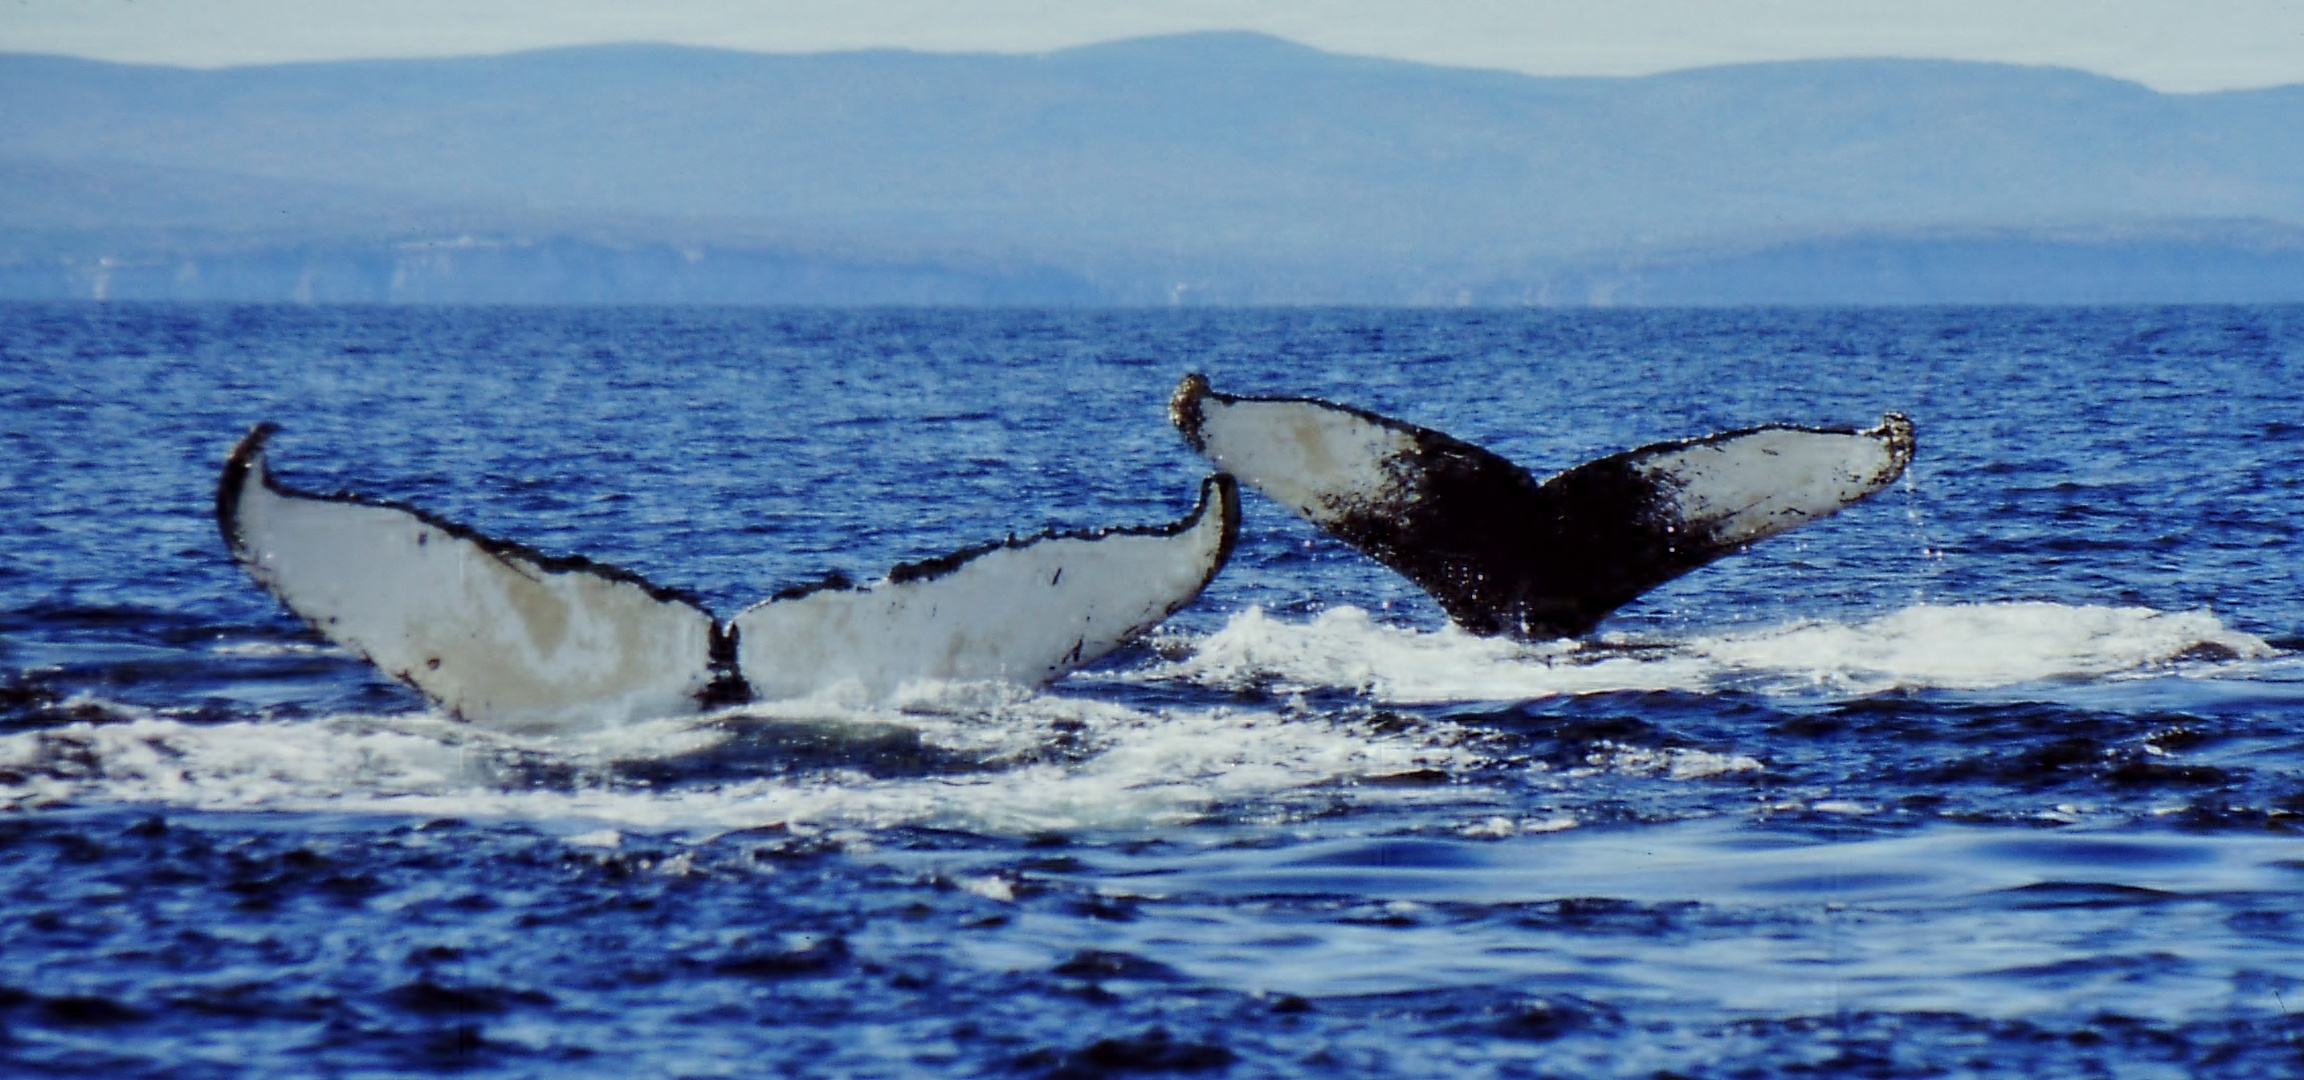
[6,29,2303,96]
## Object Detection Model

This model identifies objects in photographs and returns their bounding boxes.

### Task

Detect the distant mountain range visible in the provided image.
[4,33,2301,304]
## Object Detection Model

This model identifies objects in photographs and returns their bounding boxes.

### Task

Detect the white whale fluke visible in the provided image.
[217,424,1238,727]
[1168,375,1913,641]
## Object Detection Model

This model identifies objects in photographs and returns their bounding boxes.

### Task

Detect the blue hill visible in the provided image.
[3,34,2300,303]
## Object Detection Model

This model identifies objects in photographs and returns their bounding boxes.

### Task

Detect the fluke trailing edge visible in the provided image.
[1170,375,1914,641]
[217,424,1239,727]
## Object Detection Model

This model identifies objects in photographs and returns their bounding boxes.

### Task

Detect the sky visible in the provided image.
[4,0,2304,93]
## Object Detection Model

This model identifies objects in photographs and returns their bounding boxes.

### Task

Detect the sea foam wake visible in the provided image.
[1,603,2276,833]
[1128,601,2278,702]
[0,686,1476,835]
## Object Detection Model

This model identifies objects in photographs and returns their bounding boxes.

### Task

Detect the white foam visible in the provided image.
[0,683,1482,836]
[1122,606,1653,702]
[1124,601,2276,702]
[209,641,343,658]
[1459,813,1579,839]
[4,601,2271,834]
[1571,741,1763,780]
[1694,602,2275,693]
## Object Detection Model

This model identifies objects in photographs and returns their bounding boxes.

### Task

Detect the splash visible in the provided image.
[0,683,1480,835]
[1,603,2273,834]
[1125,602,2276,702]
[1694,602,2276,692]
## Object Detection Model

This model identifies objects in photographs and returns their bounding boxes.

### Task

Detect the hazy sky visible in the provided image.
[6,0,2304,92]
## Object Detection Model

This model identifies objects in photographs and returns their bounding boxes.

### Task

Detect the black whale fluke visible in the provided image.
[1170,375,1915,640]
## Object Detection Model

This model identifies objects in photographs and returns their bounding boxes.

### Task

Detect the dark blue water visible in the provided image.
[3,303,2302,1078]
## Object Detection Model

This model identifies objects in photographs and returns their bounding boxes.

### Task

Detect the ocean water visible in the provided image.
[3,303,2302,1078]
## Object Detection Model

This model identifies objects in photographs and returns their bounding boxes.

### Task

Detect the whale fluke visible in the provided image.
[1170,374,1914,640]
[730,476,1238,700]
[216,425,735,727]
[218,425,1237,727]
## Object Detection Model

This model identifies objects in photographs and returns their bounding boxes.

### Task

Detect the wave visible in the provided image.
[0,683,1482,834]
[1,601,2275,835]
[1118,601,2278,702]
